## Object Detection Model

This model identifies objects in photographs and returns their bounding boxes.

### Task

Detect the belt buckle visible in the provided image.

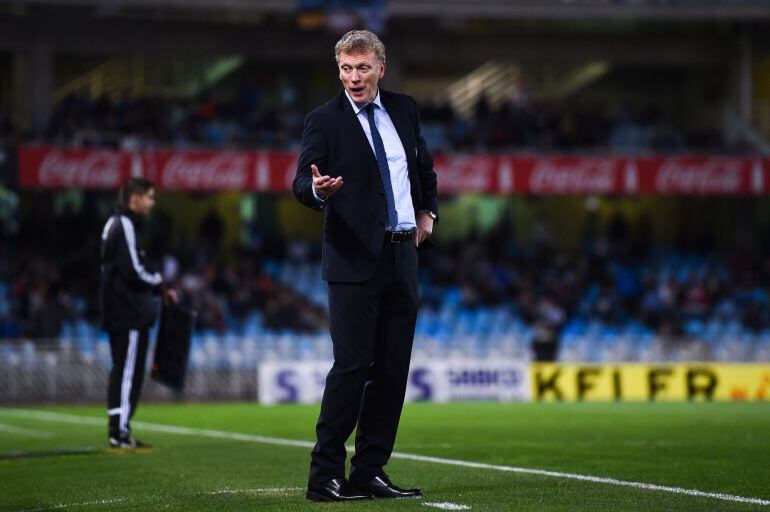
[390,231,399,243]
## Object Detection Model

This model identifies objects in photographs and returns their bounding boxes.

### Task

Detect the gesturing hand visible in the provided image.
[312,164,344,200]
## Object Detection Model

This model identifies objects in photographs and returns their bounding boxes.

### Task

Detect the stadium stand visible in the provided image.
[3,210,770,367]
[18,90,731,153]
[1,0,769,405]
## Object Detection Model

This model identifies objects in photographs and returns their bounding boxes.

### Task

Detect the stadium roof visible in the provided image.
[3,0,770,21]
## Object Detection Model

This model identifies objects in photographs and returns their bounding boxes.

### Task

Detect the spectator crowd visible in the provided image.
[0,83,731,154]
[3,205,770,353]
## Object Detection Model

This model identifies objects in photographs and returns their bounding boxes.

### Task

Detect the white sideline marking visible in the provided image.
[206,487,304,496]
[389,452,770,507]
[423,502,471,510]
[0,421,54,438]
[15,489,305,511]
[20,497,128,511]
[1,408,768,507]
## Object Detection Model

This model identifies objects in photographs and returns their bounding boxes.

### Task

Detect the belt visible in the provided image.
[386,229,415,243]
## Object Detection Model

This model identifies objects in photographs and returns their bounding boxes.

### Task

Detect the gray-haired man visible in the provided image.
[294,29,438,502]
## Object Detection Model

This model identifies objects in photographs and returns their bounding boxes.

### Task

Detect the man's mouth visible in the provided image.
[350,86,364,95]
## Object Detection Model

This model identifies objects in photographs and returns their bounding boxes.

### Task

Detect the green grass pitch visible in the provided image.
[1,402,769,511]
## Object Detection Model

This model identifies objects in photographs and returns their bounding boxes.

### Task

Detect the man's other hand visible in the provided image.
[415,212,434,247]
[312,164,344,200]
[164,288,179,305]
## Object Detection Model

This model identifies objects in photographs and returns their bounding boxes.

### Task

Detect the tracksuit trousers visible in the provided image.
[107,329,149,440]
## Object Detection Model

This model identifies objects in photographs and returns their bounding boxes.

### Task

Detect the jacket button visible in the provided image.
[379,220,385,226]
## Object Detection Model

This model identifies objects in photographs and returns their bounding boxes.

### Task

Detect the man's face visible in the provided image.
[338,50,385,105]
[131,188,156,216]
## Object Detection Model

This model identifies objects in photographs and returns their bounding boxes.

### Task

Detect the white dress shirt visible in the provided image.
[313,89,416,231]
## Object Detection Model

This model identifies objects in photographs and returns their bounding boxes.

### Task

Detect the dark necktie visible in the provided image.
[364,103,398,230]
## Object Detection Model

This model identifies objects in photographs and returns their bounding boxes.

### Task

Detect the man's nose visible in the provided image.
[351,71,360,82]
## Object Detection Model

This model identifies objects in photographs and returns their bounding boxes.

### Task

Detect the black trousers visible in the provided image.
[107,329,149,439]
[309,236,419,485]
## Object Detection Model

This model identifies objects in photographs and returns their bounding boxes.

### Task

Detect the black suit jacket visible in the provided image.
[294,89,438,283]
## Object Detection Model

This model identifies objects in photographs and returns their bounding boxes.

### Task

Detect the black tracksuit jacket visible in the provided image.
[99,206,163,332]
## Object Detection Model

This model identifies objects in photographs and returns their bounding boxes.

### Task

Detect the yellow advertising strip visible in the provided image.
[530,363,770,402]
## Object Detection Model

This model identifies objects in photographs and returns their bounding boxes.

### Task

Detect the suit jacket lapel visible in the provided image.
[380,90,421,208]
[337,91,378,172]
[380,91,417,180]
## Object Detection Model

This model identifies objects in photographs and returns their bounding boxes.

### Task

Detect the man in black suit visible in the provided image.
[293,29,438,502]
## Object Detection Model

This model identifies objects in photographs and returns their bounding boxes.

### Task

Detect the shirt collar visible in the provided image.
[345,89,383,115]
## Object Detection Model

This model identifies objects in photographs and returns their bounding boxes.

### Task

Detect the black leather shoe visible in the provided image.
[351,474,422,499]
[306,478,374,502]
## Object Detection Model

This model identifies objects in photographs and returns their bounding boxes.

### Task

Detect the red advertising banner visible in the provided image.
[18,147,134,189]
[432,154,501,194]
[509,156,628,195]
[634,156,767,195]
[143,150,256,191]
[17,146,770,196]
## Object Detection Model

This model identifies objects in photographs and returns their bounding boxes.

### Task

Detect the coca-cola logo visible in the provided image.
[160,153,249,189]
[530,159,618,193]
[656,159,743,193]
[38,151,125,187]
[437,156,495,193]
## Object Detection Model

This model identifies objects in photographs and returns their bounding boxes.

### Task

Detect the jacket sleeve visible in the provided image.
[114,217,163,290]
[293,110,329,212]
[411,97,439,218]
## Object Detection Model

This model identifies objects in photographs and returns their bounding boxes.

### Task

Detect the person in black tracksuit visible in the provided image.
[100,178,177,448]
